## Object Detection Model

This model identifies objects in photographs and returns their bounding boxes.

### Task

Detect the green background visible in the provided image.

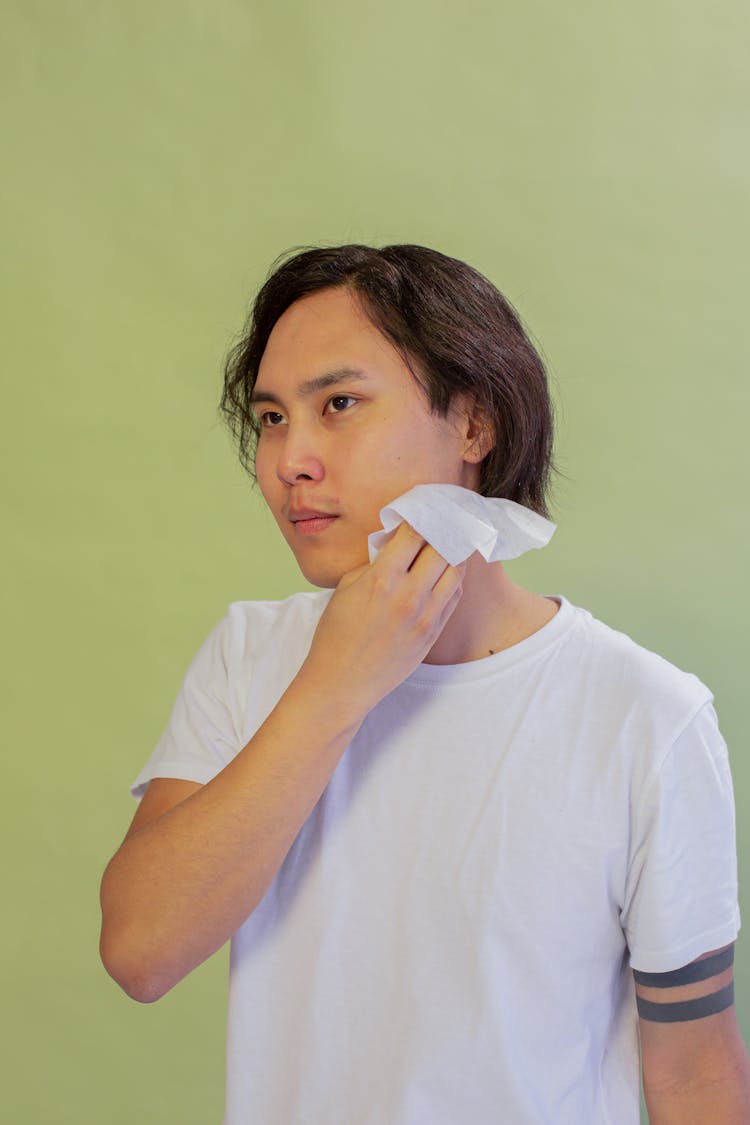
[3,2,747,1121]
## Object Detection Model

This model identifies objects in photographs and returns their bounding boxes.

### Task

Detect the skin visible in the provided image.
[635,944,750,1123]
[253,285,480,585]
[253,284,559,663]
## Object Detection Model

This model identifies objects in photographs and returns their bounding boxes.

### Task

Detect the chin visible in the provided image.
[295,563,333,589]
[296,562,345,590]
[293,546,370,590]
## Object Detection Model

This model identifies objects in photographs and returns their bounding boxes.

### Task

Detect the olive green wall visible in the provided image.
[3,2,747,1121]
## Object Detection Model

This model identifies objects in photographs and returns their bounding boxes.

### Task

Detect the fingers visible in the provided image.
[377,521,461,587]
[434,573,465,632]
[375,522,464,628]
[430,554,466,616]
[408,538,463,592]
[375,520,431,573]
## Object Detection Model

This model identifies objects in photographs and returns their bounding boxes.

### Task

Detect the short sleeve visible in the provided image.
[622,700,741,972]
[130,613,242,799]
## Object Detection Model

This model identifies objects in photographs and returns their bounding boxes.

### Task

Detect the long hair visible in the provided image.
[220,243,556,516]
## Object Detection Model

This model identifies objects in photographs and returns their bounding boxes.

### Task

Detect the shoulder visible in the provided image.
[174,590,333,687]
[563,598,713,718]
[225,588,333,640]
[551,598,716,785]
[220,588,334,669]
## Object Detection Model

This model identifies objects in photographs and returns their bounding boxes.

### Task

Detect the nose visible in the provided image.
[275,426,326,485]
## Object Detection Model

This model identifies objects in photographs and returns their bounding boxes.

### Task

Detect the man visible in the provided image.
[100,244,749,1122]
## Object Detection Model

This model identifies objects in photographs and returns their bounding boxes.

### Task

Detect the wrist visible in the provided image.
[290,660,372,738]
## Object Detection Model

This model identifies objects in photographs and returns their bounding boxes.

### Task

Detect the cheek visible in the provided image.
[356,416,459,488]
[353,413,415,468]
[254,441,275,495]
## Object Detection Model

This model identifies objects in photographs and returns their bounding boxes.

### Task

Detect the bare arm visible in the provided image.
[100,524,465,1003]
[637,945,750,1123]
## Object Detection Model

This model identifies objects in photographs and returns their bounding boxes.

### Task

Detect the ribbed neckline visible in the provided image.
[404,595,574,686]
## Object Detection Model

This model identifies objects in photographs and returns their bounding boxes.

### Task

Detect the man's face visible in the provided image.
[253,286,482,588]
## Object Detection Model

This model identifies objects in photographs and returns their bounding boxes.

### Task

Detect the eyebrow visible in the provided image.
[250,366,370,407]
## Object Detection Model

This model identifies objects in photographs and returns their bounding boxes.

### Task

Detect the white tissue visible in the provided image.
[367,484,556,567]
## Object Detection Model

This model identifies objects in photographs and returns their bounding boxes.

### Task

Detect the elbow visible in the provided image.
[99,861,177,1004]
[99,926,174,1004]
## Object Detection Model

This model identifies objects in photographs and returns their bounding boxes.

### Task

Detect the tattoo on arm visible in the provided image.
[636,981,734,1023]
[634,945,735,1023]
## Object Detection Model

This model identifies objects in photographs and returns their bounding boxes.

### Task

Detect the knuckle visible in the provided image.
[399,596,420,620]
[372,573,394,599]
[399,522,424,549]
[414,613,434,638]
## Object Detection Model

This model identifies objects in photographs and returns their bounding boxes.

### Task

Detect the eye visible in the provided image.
[257,410,285,428]
[324,395,357,414]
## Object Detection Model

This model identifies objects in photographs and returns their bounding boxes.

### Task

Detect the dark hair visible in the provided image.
[220,244,556,516]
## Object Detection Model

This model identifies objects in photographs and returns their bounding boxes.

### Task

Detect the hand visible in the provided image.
[299,522,466,718]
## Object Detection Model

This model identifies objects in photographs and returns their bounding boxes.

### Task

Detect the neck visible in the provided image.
[423,552,558,665]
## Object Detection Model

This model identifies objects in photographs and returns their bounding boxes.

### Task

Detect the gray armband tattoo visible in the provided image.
[633,945,734,989]
[634,946,735,1023]
[636,981,734,1023]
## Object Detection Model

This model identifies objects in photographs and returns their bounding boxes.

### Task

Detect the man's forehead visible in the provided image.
[257,289,414,397]
[263,287,401,360]
[269,286,366,337]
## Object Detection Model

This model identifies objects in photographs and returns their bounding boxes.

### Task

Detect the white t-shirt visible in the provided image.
[132,593,741,1125]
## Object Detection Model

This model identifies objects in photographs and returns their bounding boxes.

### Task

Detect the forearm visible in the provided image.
[100,667,365,1002]
[101,526,465,1004]
[644,1061,750,1123]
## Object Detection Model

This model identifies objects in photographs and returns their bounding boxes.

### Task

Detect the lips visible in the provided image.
[289,508,339,522]
[287,508,339,537]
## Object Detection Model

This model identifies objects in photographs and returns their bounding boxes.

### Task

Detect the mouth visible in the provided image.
[292,515,339,537]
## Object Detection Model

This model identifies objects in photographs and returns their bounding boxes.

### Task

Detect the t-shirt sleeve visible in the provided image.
[130,612,242,800]
[622,700,741,973]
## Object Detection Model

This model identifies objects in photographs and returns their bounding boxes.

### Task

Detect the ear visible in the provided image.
[459,396,496,464]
